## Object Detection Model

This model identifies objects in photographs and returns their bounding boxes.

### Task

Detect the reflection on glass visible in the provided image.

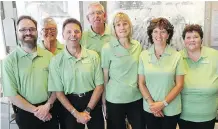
[16,1,80,43]
[107,1,205,50]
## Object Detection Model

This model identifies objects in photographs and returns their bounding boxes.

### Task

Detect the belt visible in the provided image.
[70,90,93,98]
[73,93,86,97]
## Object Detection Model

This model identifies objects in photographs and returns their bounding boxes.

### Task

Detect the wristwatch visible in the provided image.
[163,100,168,107]
[85,107,92,114]
[71,108,76,115]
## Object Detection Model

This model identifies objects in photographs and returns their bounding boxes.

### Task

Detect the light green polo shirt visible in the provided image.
[38,40,64,55]
[81,24,112,55]
[2,46,53,104]
[180,46,218,122]
[48,46,104,94]
[101,37,142,103]
[138,45,185,116]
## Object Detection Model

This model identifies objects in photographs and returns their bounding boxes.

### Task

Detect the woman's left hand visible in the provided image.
[149,101,165,112]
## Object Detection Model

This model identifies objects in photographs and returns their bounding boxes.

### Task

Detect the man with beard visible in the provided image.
[2,15,58,129]
[81,2,112,55]
[38,17,64,55]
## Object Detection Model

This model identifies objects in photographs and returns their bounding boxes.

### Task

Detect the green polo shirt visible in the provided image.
[48,46,104,94]
[101,37,142,103]
[180,46,218,122]
[2,46,53,104]
[38,40,64,55]
[138,45,185,116]
[81,24,112,55]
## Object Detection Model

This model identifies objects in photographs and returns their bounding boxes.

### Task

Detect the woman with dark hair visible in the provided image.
[138,17,185,129]
[178,24,218,129]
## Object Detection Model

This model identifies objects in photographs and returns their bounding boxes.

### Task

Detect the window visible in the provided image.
[107,1,205,50]
[16,1,80,43]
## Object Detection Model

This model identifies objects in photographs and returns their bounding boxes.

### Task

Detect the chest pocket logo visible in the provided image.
[81,59,92,73]
[42,67,49,73]
[81,59,91,64]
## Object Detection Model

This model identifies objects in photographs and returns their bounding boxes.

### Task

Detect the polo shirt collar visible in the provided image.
[88,24,110,38]
[181,46,207,59]
[64,46,88,60]
[39,39,63,50]
[17,46,44,58]
[111,38,138,56]
[148,44,172,56]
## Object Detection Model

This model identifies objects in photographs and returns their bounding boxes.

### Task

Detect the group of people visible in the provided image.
[2,2,218,129]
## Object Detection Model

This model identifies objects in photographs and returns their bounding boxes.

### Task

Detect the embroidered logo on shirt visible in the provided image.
[43,67,49,71]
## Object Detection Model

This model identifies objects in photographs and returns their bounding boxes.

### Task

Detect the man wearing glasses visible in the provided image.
[2,15,58,129]
[81,2,112,55]
[38,17,64,55]
[38,17,65,129]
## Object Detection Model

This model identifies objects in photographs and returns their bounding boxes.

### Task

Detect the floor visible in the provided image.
[1,97,18,129]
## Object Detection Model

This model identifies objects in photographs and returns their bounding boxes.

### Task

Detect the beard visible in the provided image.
[20,34,37,49]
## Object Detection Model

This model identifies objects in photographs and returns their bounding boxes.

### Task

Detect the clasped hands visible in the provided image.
[74,111,91,124]
[149,101,165,117]
[32,103,52,122]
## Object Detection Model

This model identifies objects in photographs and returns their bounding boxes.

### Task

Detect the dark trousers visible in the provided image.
[15,101,59,129]
[106,99,145,129]
[178,118,216,129]
[144,111,180,129]
[53,100,66,129]
[63,90,104,129]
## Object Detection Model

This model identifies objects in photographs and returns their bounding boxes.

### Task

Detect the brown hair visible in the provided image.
[147,17,174,44]
[62,18,82,32]
[17,15,37,28]
[182,24,203,40]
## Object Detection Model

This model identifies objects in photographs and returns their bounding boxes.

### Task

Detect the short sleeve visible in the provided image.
[101,43,111,69]
[2,58,18,97]
[93,53,104,86]
[48,57,64,92]
[176,54,186,75]
[138,54,145,75]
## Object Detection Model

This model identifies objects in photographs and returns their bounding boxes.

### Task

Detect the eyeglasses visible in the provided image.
[88,10,104,16]
[19,27,37,33]
[42,28,57,32]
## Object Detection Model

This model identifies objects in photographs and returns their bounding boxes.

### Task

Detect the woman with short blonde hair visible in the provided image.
[101,12,144,129]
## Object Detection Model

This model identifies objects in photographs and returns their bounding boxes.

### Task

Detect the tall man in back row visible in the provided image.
[2,15,58,129]
[81,2,112,55]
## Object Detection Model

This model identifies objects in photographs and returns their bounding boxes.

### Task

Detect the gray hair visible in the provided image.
[87,2,105,15]
[40,17,57,28]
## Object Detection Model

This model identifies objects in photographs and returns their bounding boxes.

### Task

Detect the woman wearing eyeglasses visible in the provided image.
[38,17,64,55]
[101,12,144,129]
[138,17,185,129]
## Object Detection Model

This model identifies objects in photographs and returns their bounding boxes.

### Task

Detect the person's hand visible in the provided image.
[33,103,51,121]
[152,110,164,117]
[149,101,165,113]
[43,113,52,122]
[74,111,91,124]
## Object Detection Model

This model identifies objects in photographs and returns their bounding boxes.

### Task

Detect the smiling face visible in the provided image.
[17,19,38,45]
[63,23,82,48]
[41,22,57,42]
[152,27,169,45]
[114,19,130,39]
[184,31,202,52]
[87,4,106,28]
